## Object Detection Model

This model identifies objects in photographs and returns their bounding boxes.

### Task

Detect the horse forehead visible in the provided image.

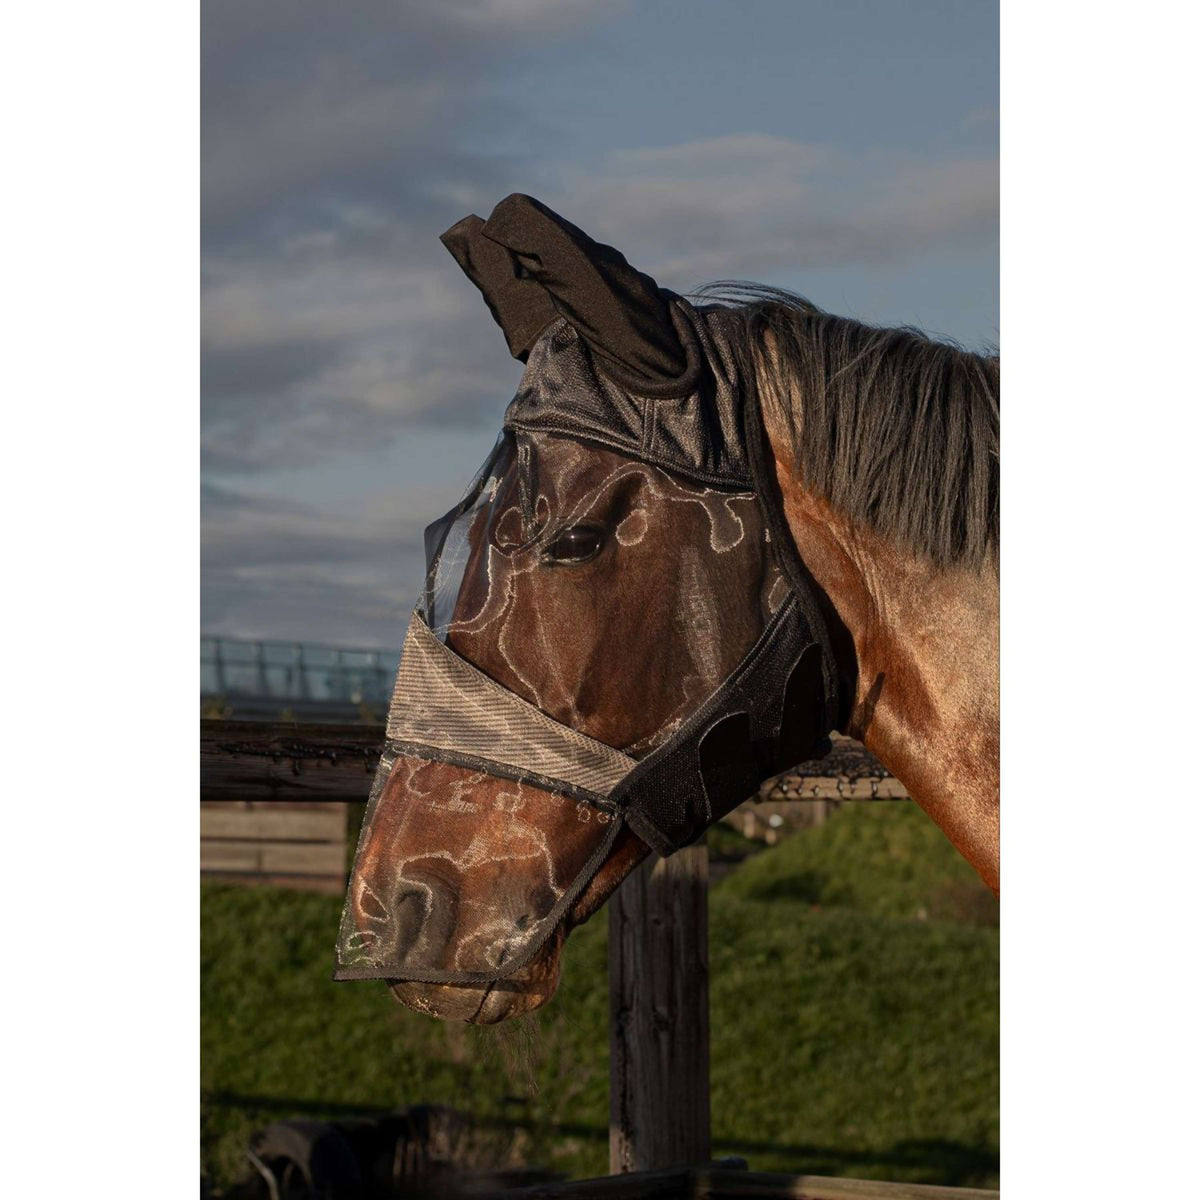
[533,439,654,506]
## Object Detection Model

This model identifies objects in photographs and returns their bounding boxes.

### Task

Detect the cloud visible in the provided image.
[201,4,996,642]
[544,135,999,285]
[203,133,996,475]
[201,0,583,476]
[201,479,466,644]
[203,5,996,481]
[200,249,521,472]
[202,337,345,405]
[201,478,460,567]
[203,565,414,647]
[202,0,615,244]
[201,481,307,516]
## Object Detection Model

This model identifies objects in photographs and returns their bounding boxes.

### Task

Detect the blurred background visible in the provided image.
[201,2,998,1195]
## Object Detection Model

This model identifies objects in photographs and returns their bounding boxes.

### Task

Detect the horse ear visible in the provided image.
[479,194,688,385]
[440,214,560,362]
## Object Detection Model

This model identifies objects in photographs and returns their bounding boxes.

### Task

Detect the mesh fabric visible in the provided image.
[337,428,790,983]
[387,613,637,798]
[335,750,621,982]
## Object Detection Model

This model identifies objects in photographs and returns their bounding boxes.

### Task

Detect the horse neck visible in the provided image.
[763,414,1000,894]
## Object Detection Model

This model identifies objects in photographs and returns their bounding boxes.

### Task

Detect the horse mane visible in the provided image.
[696,284,999,571]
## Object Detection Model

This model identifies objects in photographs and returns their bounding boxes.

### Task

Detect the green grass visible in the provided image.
[718,801,1000,926]
[202,802,997,1192]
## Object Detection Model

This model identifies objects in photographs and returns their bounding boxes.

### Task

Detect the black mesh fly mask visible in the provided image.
[335,195,844,987]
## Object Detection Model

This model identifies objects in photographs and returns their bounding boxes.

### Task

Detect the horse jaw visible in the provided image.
[387,825,650,1023]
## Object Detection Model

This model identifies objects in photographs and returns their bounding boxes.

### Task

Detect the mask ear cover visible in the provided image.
[440,213,559,362]
[479,193,690,387]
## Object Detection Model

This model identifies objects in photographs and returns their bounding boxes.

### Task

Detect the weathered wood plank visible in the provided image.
[200,841,262,872]
[258,841,346,875]
[490,1167,997,1199]
[200,871,345,896]
[692,1169,998,1199]
[201,840,345,875]
[200,799,345,812]
[609,846,710,1173]
[758,777,909,802]
[492,1165,691,1199]
[200,806,346,842]
[200,719,383,803]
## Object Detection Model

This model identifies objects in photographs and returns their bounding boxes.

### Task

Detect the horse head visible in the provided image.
[334,195,840,1021]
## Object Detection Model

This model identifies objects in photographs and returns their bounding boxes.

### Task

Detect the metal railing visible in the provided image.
[201,635,400,706]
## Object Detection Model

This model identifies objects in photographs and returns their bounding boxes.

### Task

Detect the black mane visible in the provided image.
[699,284,999,571]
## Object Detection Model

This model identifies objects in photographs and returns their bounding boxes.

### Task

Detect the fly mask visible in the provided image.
[335,195,845,987]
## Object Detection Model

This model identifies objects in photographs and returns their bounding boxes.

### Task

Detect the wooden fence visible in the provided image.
[200,800,347,894]
[200,720,993,1198]
[197,721,906,891]
[491,1165,997,1199]
[200,720,382,892]
[200,720,384,804]
[198,723,903,804]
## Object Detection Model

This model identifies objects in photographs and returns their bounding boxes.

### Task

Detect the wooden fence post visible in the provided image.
[608,844,711,1173]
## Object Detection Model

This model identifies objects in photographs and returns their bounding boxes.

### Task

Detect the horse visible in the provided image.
[337,195,998,1024]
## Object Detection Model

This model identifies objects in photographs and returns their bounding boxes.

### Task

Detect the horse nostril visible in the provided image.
[389,868,459,968]
[391,883,430,957]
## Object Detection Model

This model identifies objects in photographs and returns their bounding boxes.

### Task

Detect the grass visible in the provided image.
[719,800,1000,926]
[201,801,998,1193]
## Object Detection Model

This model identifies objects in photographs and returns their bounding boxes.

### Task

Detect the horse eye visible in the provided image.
[544,525,604,565]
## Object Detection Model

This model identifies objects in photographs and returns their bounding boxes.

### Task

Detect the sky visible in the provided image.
[201,0,998,649]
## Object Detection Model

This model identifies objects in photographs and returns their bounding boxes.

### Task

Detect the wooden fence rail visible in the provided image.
[491,1165,998,1199]
[200,719,384,804]
[199,721,903,807]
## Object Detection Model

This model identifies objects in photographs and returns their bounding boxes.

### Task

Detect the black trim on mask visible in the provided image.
[385,739,619,813]
[611,597,835,856]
